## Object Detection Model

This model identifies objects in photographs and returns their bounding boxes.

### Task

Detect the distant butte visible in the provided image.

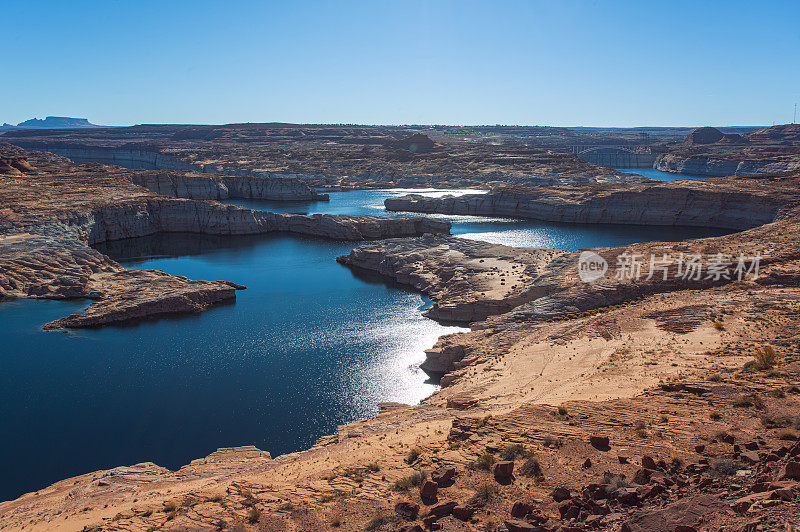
[0,116,100,129]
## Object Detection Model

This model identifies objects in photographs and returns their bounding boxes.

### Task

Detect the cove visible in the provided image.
[0,190,732,502]
[228,188,732,247]
[615,167,708,181]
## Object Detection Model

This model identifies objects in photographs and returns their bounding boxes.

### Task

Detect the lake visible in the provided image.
[615,167,708,181]
[0,189,731,501]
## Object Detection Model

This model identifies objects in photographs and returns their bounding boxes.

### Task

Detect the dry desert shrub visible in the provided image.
[753,345,778,369]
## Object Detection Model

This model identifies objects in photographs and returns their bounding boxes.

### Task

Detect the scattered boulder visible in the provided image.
[739,451,760,464]
[399,525,424,532]
[395,501,420,520]
[632,469,652,485]
[428,501,456,517]
[582,458,592,469]
[505,519,537,532]
[587,500,610,515]
[551,486,572,502]
[637,483,665,500]
[613,487,639,505]
[641,456,657,470]
[618,455,629,464]
[510,501,535,517]
[452,505,475,520]
[732,493,768,514]
[779,460,800,480]
[431,467,456,486]
[420,479,438,500]
[590,436,610,450]
[558,499,581,519]
[493,460,514,480]
[768,487,795,501]
[422,514,440,529]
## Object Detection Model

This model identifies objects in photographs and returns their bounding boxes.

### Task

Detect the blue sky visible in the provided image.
[4,0,799,127]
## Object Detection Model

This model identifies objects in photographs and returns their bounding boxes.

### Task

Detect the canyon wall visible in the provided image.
[1,202,451,329]
[11,144,330,200]
[385,185,788,231]
[127,172,328,201]
[33,146,196,171]
[655,154,800,177]
[83,200,449,244]
[576,149,656,168]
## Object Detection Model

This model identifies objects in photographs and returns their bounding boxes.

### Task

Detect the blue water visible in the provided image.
[229,188,731,247]
[0,189,732,502]
[616,167,708,181]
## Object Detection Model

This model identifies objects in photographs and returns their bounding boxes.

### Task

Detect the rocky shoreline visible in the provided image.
[384,175,800,231]
[0,145,449,329]
[653,124,800,177]
[3,137,800,530]
[654,153,800,177]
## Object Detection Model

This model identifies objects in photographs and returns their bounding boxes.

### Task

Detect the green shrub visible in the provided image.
[518,456,543,479]
[468,484,499,507]
[470,453,497,471]
[247,508,261,524]
[406,447,421,464]
[500,444,528,460]
[733,394,764,409]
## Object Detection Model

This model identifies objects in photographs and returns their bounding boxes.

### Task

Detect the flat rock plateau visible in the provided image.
[1,123,651,188]
[2,126,800,532]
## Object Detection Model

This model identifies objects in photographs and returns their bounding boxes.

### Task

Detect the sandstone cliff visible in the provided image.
[128,170,329,201]
[0,146,450,329]
[655,124,800,177]
[3,149,800,532]
[385,175,800,231]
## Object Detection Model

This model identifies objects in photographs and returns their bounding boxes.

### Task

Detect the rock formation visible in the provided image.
[2,123,648,188]
[129,171,329,201]
[0,145,449,329]
[0,116,100,129]
[656,124,800,176]
[385,174,800,231]
[3,142,800,531]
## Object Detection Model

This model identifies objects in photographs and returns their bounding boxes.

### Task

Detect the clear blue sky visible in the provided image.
[4,0,799,127]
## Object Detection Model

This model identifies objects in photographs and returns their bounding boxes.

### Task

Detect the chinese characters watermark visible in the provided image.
[578,252,761,284]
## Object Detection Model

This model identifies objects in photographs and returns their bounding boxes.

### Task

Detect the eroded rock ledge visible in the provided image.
[0,146,449,329]
[3,147,800,530]
[3,285,799,532]
[654,124,800,177]
[344,172,800,378]
[385,173,800,231]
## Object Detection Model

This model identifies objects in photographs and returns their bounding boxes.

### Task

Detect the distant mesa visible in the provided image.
[0,116,101,130]
[684,126,747,146]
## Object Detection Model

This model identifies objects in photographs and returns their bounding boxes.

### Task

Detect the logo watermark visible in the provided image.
[577,251,608,283]
[577,252,761,284]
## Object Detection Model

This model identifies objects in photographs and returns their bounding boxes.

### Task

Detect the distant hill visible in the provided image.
[0,116,101,130]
